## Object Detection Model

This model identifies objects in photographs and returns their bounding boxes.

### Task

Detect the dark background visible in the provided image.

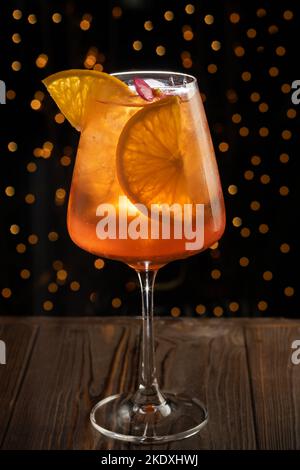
[0,0,298,317]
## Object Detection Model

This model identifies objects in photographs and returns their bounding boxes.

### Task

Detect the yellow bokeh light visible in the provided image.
[247,28,257,38]
[43,301,53,311]
[12,61,21,71]
[55,113,65,124]
[259,102,269,113]
[171,307,181,317]
[28,14,37,24]
[279,186,289,196]
[195,304,206,315]
[263,271,273,281]
[52,13,62,23]
[229,13,240,23]
[251,155,261,166]
[10,224,20,235]
[234,46,245,57]
[283,10,293,20]
[80,19,90,30]
[36,54,48,68]
[268,25,279,34]
[133,40,143,51]
[258,224,269,234]
[70,281,80,291]
[144,20,153,31]
[185,4,195,15]
[232,217,242,227]
[259,127,269,137]
[164,11,174,21]
[244,170,254,181]
[204,14,214,25]
[287,109,296,119]
[228,185,238,195]
[13,10,22,20]
[213,306,223,317]
[257,8,267,18]
[250,200,260,211]
[12,33,21,43]
[211,40,221,51]
[260,174,270,184]
[53,260,63,271]
[8,142,18,152]
[48,231,59,241]
[240,227,251,238]
[281,83,291,93]
[232,113,242,123]
[276,46,286,56]
[28,234,38,245]
[250,92,260,102]
[219,142,229,152]
[20,269,31,279]
[282,130,292,140]
[7,90,16,100]
[31,99,41,110]
[112,297,122,308]
[183,30,194,41]
[156,45,166,56]
[207,63,217,74]
[112,6,122,18]
[94,258,105,269]
[2,288,12,298]
[239,126,249,137]
[5,186,15,196]
[280,243,290,253]
[182,57,193,68]
[284,287,294,297]
[279,153,289,163]
[241,71,251,81]
[16,243,26,253]
[57,269,67,281]
[25,193,35,204]
[239,257,249,267]
[60,156,71,166]
[48,283,58,293]
[257,301,268,311]
[229,302,239,312]
[211,269,221,280]
[269,66,279,77]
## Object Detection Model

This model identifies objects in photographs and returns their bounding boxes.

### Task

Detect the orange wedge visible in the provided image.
[116,96,192,208]
[42,69,135,130]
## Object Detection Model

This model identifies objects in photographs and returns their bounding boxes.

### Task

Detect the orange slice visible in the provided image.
[42,69,135,130]
[116,96,191,208]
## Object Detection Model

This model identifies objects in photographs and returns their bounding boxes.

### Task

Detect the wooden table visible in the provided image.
[0,316,300,450]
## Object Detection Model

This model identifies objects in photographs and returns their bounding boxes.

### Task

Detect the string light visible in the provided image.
[2,2,296,318]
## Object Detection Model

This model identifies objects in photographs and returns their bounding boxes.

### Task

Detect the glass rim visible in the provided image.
[111,70,197,84]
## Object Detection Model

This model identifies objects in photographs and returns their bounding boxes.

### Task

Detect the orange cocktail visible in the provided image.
[44,70,225,443]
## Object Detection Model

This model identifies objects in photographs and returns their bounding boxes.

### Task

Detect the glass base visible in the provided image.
[90,392,208,444]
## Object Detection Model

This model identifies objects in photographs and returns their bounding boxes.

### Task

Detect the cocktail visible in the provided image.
[43,70,225,443]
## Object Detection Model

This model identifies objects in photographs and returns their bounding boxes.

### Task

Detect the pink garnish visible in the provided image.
[133,78,155,101]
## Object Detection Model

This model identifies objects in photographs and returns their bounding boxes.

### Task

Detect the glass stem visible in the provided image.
[134,268,166,409]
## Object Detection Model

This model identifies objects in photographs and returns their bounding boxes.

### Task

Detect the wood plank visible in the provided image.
[2,317,256,449]
[0,322,38,445]
[1,320,141,450]
[245,323,300,449]
[102,319,256,450]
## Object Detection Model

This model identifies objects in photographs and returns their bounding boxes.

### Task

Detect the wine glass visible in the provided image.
[67,71,226,443]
